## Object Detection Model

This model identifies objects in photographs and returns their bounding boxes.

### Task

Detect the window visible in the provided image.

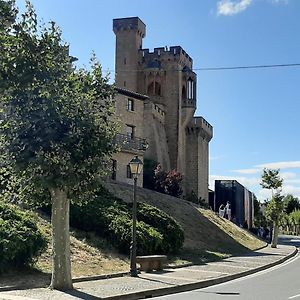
[111,159,117,180]
[126,125,135,139]
[182,85,186,98]
[124,57,127,65]
[187,78,194,99]
[127,165,133,178]
[127,98,134,111]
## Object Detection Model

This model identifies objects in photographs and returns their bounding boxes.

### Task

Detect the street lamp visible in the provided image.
[129,155,143,277]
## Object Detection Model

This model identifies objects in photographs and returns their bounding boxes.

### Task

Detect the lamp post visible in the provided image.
[129,155,143,277]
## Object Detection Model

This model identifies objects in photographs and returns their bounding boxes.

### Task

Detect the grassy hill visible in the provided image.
[0,182,265,290]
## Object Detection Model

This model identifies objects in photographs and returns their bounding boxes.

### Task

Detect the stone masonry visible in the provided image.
[113,17,213,201]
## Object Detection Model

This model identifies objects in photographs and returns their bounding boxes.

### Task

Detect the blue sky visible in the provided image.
[16,0,300,200]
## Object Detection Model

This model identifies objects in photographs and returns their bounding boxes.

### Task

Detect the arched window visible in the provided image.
[147,82,154,95]
[187,78,194,99]
[147,81,161,96]
[155,81,161,96]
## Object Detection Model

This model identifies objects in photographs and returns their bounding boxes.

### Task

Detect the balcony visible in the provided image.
[114,133,148,152]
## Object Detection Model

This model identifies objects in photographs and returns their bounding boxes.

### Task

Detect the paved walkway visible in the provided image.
[0,245,297,300]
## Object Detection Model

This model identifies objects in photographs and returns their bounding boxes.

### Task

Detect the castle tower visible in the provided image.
[113,17,213,201]
[113,17,146,91]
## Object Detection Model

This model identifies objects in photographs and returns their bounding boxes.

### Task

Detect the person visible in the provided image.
[219,204,225,217]
[225,201,231,220]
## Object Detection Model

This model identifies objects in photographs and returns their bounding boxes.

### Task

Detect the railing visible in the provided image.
[114,133,148,152]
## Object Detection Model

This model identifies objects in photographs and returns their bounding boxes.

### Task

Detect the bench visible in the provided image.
[136,255,167,272]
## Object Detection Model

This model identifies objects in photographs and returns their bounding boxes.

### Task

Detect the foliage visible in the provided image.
[185,191,209,208]
[143,159,157,190]
[253,197,267,227]
[260,168,283,195]
[137,202,184,253]
[0,0,118,201]
[261,169,284,248]
[283,194,300,214]
[69,186,184,255]
[289,210,300,225]
[0,1,118,290]
[265,193,284,224]
[0,201,47,272]
[153,164,183,197]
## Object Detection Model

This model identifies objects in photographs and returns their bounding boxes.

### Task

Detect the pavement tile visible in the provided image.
[0,245,297,300]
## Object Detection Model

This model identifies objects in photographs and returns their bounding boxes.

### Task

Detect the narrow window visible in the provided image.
[111,159,117,180]
[155,82,161,96]
[187,78,193,99]
[126,125,135,139]
[127,165,133,178]
[147,82,154,95]
[182,85,186,98]
[124,57,127,65]
[124,81,126,87]
[127,98,134,111]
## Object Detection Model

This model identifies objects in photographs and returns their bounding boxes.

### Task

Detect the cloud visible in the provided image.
[271,0,288,4]
[233,168,261,174]
[217,0,252,16]
[256,161,300,170]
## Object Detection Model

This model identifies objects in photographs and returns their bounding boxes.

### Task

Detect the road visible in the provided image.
[153,235,300,300]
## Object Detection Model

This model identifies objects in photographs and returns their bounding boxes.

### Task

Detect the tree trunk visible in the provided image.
[49,188,73,291]
[271,221,279,248]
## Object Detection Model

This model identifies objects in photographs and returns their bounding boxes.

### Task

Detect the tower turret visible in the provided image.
[113,17,146,91]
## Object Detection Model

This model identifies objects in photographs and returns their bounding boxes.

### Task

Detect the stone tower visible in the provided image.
[113,17,213,201]
[113,17,145,91]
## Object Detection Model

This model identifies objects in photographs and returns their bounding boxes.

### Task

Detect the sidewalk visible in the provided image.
[0,245,297,300]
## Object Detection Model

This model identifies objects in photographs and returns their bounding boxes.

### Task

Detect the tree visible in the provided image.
[283,194,300,215]
[0,1,117,290]
[260,168,283,248]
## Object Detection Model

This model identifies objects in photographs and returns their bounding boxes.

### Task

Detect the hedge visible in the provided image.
[0,202,47,272]
[70,186,184,255]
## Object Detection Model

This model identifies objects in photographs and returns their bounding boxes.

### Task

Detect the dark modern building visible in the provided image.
[213,180,255,228]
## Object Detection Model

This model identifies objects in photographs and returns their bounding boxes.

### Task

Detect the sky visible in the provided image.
[16,0,300,201]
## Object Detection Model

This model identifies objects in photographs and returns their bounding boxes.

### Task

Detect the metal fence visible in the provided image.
[114,133,148,152]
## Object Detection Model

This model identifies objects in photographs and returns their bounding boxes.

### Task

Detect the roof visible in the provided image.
[116,87,149,100]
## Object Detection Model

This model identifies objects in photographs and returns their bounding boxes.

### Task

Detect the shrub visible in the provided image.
[154,164,183,197]
[0,202,47,272]
[137,203,184,253]
[70,186,184,255]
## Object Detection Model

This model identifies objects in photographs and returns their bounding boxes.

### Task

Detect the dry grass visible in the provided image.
[35,214,129,278]
[0,185,266,289]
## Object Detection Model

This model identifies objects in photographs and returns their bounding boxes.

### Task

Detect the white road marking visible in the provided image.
[289,294,300,299]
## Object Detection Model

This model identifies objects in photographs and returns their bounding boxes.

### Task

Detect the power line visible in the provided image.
[194,63,300,71]
[103,63,300,74]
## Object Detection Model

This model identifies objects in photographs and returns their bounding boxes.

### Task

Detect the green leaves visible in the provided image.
[260,168,283,193]
[0,1,118,198]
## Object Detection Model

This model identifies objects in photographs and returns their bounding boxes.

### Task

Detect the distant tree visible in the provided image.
[261,168,283,248]
[0,1,117,290]
[283,194,300,215]
[253,197,267,227]
[153,164,183,197]
[260,168,283,196]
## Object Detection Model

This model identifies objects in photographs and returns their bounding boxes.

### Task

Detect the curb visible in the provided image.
[72,271,129,283]
[103,246,298,300]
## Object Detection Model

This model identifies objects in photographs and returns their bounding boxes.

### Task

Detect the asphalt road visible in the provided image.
[153,235,300,300]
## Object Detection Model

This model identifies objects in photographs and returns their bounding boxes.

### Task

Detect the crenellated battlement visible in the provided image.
[139,46,193,67]
[186,117,213,141]
[113,17,146,37]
